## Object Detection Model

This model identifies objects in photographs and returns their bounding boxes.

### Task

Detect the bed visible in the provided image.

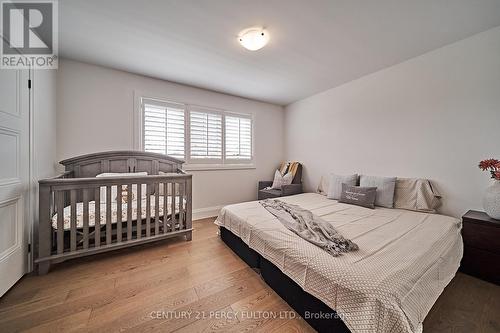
[215,193,463,333]
[36,151,192,274]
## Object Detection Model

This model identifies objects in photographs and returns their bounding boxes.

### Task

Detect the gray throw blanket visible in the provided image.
[260,199,358,256]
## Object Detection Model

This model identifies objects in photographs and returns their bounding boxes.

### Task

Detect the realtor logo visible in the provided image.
[1,0,58,69]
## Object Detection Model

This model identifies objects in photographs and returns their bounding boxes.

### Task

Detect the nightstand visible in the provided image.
[460,210,500,285]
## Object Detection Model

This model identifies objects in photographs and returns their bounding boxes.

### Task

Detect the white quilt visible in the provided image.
[215,193,463,333]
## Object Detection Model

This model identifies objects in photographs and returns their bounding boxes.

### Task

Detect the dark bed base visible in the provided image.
[220,226,260,268]
[220,227,350,333]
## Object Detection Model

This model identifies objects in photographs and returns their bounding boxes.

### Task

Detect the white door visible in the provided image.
[0,69,30,296]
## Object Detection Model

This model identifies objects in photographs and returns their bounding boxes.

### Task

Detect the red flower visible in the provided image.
[479,159,499,170]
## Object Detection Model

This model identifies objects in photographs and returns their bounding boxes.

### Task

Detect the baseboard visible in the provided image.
[193,205,223,220]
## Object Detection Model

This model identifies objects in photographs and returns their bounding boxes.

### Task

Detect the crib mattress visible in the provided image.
[51,195,184,230]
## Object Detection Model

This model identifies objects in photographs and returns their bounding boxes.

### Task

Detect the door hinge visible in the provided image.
[28,243,31,253]
[28,79,32,89]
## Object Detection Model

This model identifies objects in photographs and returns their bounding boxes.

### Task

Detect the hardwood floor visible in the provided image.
[0,218,498,333]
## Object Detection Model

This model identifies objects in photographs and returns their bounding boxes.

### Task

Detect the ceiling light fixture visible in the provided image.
[238,27,269,51]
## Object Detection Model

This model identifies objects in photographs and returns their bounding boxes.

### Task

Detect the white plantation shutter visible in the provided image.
[225,115,252,160]
[143,99,185,158]
[189,110,222,161]
[141,96,254,167]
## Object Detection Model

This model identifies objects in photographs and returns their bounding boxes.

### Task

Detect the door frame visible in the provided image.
[27,68,34,273]
[0,68,32,296]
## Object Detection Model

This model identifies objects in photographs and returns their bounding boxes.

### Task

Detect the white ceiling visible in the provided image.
[59,0,500,105]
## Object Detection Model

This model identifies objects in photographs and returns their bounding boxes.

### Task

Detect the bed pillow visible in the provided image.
[359,175,396,208]
[394,178,442,213]
[339,184,377,209]
[96,172,148,203]
[326,173,358,200]
[317,175,330,195]
[271,169,293,189]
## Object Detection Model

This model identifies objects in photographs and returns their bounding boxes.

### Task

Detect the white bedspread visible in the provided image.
[215,193,463,333]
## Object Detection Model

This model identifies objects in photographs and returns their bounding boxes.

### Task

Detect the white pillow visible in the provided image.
[96,172,148,178]
[317,174,330,195]
[360,175,396,208]
[96,172,148,203]
[271,169,293,189]
[326,173,358,200]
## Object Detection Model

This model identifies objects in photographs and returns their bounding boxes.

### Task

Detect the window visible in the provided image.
[141,97,253,168]
[143,99,185,158]
[189,109,222,161]
[225,115,252,160]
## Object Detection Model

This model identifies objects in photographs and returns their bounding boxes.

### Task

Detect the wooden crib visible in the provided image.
[36,151,192,274]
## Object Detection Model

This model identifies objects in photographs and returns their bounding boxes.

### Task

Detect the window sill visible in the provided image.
[183,164,256,171]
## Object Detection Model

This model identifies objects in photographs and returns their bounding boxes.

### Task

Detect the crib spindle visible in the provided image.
[127,184,133,240]
[171,183,177,231]
[70,190,77,251]
[179,181,185,230]
[106,185,112,245]
[56,191,64,254]
[154,183,160,235]
[116,185,122,242]
[82,189,90,249]
[186,177,192,238]
[94,188,101,247]
[136,183,142,239]
[146,184,151,237]
[163,182,168,234]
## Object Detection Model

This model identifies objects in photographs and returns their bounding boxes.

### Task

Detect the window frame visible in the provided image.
[186,105,224,165]
[223,112,253,164]
[142,97,186,159]
[135,93,255,171]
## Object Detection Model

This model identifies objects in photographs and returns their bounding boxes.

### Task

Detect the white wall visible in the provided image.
[56,59,284,214]
[31,69,57,271]
[285,27,500,218]
[33,70,58,180]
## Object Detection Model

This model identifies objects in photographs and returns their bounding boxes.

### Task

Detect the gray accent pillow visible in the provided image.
[360,175,397,208]
[326,173,358,200]
[339,184,377,209]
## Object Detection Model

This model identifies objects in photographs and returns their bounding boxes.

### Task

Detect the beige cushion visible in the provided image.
[271,169,293,189]
[394,178,442,213]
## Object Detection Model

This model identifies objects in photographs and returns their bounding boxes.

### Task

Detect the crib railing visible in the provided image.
[36,172,192,274]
